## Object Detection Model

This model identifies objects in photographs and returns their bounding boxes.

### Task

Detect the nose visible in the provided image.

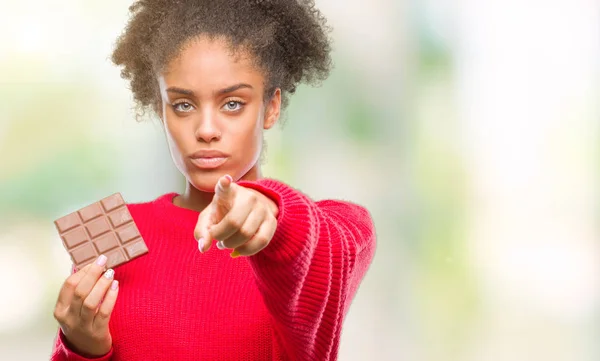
[194,109,221,143]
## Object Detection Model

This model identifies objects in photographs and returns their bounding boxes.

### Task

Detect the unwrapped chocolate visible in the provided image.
[54,193,148,271]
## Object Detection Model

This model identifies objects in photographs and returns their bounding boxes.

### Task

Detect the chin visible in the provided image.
[183,161,257,192]
[186,171,222,193]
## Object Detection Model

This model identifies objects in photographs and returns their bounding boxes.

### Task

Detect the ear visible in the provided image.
[263,88,281,130]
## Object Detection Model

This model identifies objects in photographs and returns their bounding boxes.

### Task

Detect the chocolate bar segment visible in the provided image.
[55,193,148,271]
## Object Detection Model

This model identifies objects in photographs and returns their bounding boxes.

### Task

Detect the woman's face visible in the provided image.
[157,36,281,192]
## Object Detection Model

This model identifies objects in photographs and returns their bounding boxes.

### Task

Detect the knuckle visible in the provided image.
[248,193,258,204]
[268,215,278,226]
[241,192,255,205]
[254,236,269,248]
[82,300,97,311]
[89,265,104,277]
[73,290,87,302]
[53,309,64,322]
[228,218,243,230]
[65,278,79,290]
[239,227,254,239]
[262,204,271,214]
[97,309,111,320]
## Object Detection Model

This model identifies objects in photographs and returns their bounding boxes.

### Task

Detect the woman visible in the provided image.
[51,1,376,360]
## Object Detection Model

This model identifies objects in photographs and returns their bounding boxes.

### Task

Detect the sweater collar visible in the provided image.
[153,192,201,227]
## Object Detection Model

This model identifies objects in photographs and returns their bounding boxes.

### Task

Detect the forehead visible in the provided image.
[160,36,264,89]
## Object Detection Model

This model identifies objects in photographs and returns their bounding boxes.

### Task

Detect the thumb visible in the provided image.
[194,203,215,253]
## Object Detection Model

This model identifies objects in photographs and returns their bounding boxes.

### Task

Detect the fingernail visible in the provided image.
[230,250,240,258]
[198,238,205,253]
[96,255,107,266]
[103,269,115,279]
[216,241,225,250]
[225,174,233,182]
[111,280,119,290]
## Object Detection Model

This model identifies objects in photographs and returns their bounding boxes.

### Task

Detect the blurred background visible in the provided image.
[1,0,599,360]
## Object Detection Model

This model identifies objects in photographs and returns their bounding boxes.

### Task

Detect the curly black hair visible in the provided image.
[111,0,333,118]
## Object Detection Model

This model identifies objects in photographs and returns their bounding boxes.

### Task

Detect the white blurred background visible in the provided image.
[1,0,599,360]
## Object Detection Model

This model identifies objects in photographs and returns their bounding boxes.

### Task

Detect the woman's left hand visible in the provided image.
[194,175,279,257]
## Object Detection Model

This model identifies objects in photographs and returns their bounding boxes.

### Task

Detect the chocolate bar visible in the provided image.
[54,193,148,271]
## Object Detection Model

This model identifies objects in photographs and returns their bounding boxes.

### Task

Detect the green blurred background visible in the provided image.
[1,1,599,360]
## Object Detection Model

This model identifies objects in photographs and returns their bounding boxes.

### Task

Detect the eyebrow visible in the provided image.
[166,83,254,97]
[166,87,195,96]
[217,83,253,95]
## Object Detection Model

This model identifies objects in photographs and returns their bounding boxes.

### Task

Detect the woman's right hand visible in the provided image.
[53,255,119,357]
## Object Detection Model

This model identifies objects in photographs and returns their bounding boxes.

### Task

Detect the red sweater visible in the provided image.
[50,179,376,361]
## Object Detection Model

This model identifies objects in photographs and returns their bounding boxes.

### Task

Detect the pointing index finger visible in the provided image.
[215,174,234,198]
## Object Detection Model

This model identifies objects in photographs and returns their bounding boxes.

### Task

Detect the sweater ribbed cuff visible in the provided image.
[54,330,113,361]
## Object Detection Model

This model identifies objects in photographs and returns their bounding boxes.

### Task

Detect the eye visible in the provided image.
[173,102,195,112]
[223,101,243,112]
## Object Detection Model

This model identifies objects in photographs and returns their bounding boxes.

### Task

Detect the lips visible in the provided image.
[189,150,229,159]
[189,150,229,170]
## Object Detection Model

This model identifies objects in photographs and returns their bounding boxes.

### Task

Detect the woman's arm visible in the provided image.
[238,179,377,361]
[50,264,116,361]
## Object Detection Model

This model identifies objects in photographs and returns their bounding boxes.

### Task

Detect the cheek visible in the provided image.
[164,115,190,144]
[241,113,263,148]
[164,121,179,150]
[230,113,263,162]
[163,117,192,162]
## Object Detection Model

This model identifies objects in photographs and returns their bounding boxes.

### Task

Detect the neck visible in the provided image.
[173,165,262,212]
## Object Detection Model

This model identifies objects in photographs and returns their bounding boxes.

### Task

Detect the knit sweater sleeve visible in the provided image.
[237,178,377,361]
[50,329,114,361]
